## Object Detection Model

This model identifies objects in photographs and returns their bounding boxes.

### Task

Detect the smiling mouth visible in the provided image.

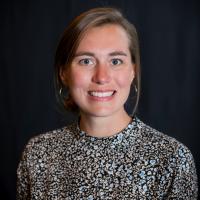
[88,91,116,97]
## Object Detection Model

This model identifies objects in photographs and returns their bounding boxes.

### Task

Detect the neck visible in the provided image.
[79,110,132,137]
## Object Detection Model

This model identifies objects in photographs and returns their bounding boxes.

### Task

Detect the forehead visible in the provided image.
[76,24,130,52]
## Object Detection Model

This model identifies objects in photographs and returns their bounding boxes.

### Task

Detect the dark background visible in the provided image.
[1,0,199,199]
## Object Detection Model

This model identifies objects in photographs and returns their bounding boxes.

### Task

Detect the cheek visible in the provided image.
[116,70,134,88]
[69,70,89,89]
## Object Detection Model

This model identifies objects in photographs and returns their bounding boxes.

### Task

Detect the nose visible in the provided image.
[92,64,111,84]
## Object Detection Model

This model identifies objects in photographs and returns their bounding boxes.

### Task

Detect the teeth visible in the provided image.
[90,91,114,97]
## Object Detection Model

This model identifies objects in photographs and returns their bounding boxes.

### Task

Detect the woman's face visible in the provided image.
[61,24,135,118]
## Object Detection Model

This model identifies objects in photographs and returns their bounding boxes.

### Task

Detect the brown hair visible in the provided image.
[55,7,141,114]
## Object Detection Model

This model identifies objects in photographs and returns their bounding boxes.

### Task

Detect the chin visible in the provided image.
[81,105,125,118]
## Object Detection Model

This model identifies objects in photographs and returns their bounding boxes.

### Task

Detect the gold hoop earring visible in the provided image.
[59,87,68,99]
[59,88,62,95]
[134,85,138,93]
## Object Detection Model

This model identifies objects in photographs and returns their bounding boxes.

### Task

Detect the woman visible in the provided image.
[17,7,198,199]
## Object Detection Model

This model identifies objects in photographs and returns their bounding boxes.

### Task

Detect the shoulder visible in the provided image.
[134,118,198,198]
[21,123,77,161]
[137,118,188,150]
[137,118,197,183]
[136,118,195,167]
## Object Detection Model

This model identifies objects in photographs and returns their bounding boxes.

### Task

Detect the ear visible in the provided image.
[59,66,69,86]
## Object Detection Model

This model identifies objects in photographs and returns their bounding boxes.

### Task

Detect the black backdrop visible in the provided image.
[1,0,199,199]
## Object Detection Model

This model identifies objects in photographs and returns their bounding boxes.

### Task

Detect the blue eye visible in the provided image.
[79,58,93,65]
[111,59,123,65]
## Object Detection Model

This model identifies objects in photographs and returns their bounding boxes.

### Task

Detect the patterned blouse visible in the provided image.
[17,117,198,199]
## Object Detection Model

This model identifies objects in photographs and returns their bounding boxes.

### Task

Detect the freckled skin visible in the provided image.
[61,24,135,126]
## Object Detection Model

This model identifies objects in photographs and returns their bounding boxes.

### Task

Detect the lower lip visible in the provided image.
[88,92,115,101]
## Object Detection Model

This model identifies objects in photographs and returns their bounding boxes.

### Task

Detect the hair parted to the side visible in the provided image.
[54,7,141,115]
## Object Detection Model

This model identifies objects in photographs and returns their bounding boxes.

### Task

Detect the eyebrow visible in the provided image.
[74,52,94,57]
[74,51,128,57]
[109,51,127,57]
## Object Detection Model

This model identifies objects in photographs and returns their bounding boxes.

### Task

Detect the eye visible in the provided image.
[79,58,94,66]
[111,58,123,66]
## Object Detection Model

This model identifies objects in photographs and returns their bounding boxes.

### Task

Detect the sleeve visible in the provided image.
[16,143,32,200]
[166,144,198,199]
